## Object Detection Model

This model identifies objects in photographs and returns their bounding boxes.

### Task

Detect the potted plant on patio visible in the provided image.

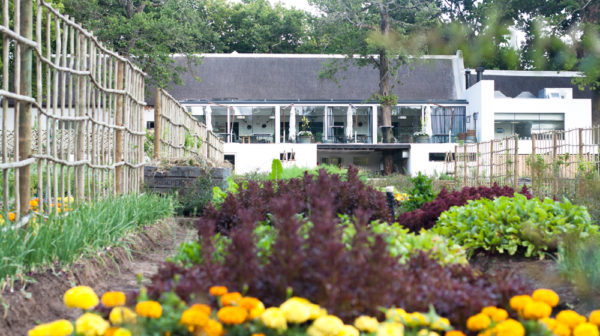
[413,131,430,143]
[298,116,313,143]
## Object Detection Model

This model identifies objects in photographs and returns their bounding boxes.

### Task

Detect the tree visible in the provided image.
[309,0,440,173]
[62,0,221,88]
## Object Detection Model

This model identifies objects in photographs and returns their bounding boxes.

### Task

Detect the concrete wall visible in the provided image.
[465,80,494,142]
[317,150,383,172]
[224,143,317,174]
[408,143,456,176]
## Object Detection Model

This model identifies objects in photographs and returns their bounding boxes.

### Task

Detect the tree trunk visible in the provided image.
[19,0,33,215]
[379,5,394,174]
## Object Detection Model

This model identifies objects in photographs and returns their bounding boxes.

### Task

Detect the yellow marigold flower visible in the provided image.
[240,297,261,310]
[8,212,15,221]
[445,331,466,336]
[540,317,558,330]
[557,310,587,329]
[481,306,508,322]
[180,308,209,327]
[522,300,552,320]
[407,312,428,327]
[249,300,266,319]
[553,322,572,336]
[431,317,451,330]
[386,308,410,323]
[30,200,39,208]
[135,301,163,319]
[101,291,126,307]
[311,315,345,336]
[64,286,99,310]
[261,307,287,330]
[417,330,440,336]
[354,315,380,333]
[466,313,491,331]
[29,319,74,336]
[589,311,600,326]
[575,323,600,336]
[114,328,132,336]
[75,313,110,336]
[252,334,266,336]
[217,306,248,325]
[532,289,560,307]
[28,323,50,336]
[494,319,525,336]
[376,322,405,336]
[209,286,228,296]
[509,295,533,312]
[339,325,360,336]
[190,303,212,315]
[280,297,312,324]
[220,292,242,306]
[109,307,137,325]
[104,327,119,336]
[204,319,224,336]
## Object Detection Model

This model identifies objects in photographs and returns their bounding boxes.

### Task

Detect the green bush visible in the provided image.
[0,194,174,289]
[401,172,437,212]
[432,194,597,258]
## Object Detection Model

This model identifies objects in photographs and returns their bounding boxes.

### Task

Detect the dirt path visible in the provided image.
[0,217,196,334]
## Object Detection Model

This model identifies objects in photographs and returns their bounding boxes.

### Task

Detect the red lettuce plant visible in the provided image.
[200,166,393,234]
[398,184,532,232]
[149,177,530,326]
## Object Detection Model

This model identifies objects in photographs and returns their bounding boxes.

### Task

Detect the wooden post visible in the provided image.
[531,133,536,191]
[476,142,480,186]
[115,61,124,195]
[154,88,161,160]
[18,0,33,215]
[489,140,494,186]
[453,145,458,180]
[75,34,85,201]
[552,131,558,198]
[504,137,509,185]
[514,135,519,189]
[463,144,467,187]
[578,128,583,160]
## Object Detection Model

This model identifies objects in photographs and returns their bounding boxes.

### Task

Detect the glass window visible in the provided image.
[392,106,421,142]
[494,113,564,139]
[431,106,466,143]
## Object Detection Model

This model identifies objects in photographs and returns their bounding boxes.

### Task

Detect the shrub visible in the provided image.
[202,166,393,233]
[432,194,597,258]
[398,184,532,232]
[149,189,528,326]
[176,170,218,216]
[399,173,437,212]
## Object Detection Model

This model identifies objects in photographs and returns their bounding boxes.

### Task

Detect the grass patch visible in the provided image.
[0,193,174,288]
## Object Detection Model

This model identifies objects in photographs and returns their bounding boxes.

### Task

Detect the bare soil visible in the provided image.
[0,217,196,335]
[471,253,600,314]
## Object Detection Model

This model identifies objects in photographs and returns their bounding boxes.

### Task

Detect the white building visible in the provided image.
[144,54,595,175]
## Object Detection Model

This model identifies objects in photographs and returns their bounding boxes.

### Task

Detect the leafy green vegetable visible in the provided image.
[432,194,597,258]
[401,172,437,212]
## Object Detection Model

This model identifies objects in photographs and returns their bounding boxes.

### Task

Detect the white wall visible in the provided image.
[465,80,494,142]
[408,143,456,176]
[317,150,383,172]
[224,143,317,175]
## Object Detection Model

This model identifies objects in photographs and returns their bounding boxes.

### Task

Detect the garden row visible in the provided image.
[27,164,600,335]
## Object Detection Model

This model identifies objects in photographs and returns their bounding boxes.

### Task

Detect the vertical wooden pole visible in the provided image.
[115,61,124,195]
[154,88,161,160]
[504,138,509,185]
[552,131,558,198]
[453,145,458,180]
[578,128,583,160]
[463,144,467,187]
[476,142,480,186]
[531,133,536,194]
[75,34,85,201]
[489,140,494,186]
[514,135,519,189]
[18,0,33,215]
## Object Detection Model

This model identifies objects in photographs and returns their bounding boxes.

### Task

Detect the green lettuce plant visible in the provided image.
[432,194,597,258]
